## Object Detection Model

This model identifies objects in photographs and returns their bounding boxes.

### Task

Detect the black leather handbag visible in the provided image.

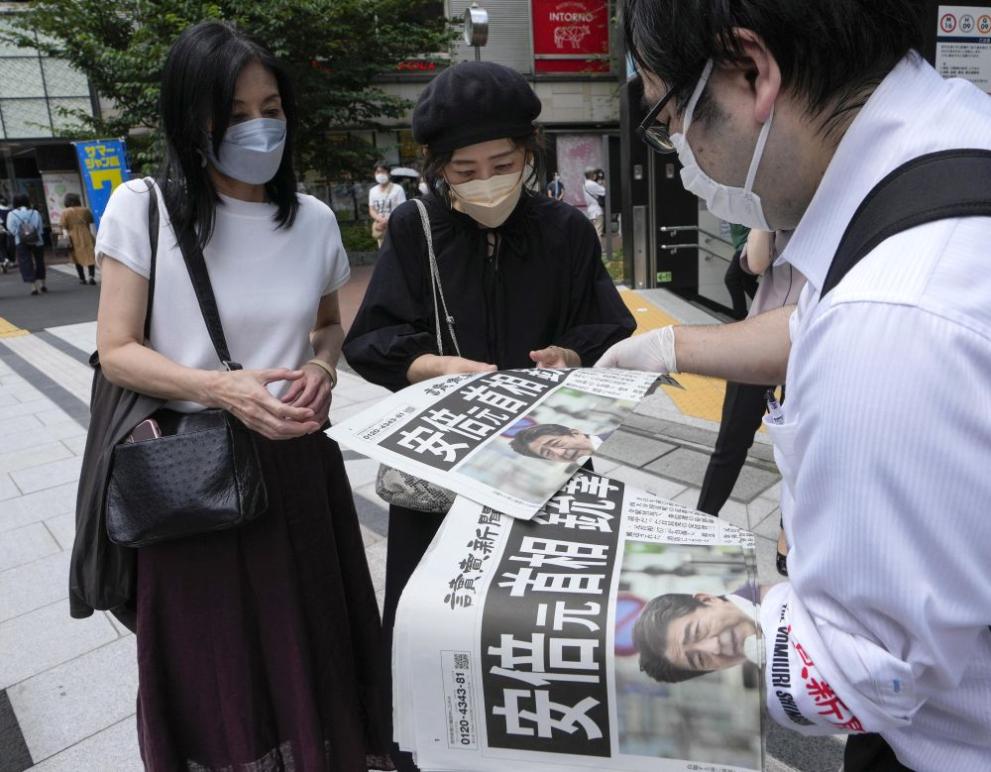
[104,182,268,548]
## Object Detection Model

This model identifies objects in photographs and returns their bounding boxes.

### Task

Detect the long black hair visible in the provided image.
[159,21,299,251]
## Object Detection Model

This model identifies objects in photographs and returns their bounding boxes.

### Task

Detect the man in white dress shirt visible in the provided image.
[602,1,991,769]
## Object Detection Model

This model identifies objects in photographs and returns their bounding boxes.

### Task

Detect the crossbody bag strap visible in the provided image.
[143,179,159,342]
[162,191,240,371]
[413,198,461,358]
[822,149,991,297]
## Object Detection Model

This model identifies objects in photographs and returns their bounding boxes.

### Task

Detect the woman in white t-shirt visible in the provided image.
[90,21,389,770]
[368,163,406,247]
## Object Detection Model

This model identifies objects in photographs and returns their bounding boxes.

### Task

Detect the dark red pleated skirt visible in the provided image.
[135,431,392,771]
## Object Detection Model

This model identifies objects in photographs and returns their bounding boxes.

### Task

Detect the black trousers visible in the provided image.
[698,381,773,516]
[75,263,95,281]
[16,243,45,283]
[724,250,758,320]
[381,504,447,772]
[845,734,915,771]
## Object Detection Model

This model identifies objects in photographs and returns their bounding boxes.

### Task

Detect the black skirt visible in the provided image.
[135,430,392,771]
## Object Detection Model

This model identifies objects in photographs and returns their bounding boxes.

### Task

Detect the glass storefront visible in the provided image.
[0,17,96,141]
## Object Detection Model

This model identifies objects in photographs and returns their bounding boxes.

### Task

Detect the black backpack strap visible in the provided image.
[822,149,991,297]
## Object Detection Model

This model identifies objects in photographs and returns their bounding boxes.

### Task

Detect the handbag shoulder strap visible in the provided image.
[162,190,240,371]
[822,149,991,297]
[413,198,461,358]
[143,179,159,342]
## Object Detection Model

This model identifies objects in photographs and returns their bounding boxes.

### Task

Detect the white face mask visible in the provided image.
[448,165,528,229]
[375,173,390,185]
[670,59,774,231]
[208,118,286,185]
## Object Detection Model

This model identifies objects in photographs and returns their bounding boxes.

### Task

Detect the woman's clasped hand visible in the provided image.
[205,367,323,439]
[282,361,336,425]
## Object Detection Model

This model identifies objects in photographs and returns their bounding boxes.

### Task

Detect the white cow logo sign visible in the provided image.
[554,24,591,49]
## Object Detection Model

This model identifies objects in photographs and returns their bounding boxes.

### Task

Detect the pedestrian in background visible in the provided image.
[368,162,406,247]
[583,166,606,239]
[0,195,13,273]
[7,193,46,295]
[60,193,97,285]
[723,223,756,319]
[697,229,805,576]
[344,60,635,772]
[546,170,565,200]
[89,20,390,770]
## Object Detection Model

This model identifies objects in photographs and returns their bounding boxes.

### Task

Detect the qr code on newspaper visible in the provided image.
[442,650,478,750]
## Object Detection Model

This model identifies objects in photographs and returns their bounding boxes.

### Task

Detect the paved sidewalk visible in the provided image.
[0,320,395,771]
[0,287,843,771]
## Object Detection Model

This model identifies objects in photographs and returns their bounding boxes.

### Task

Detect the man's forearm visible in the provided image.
[676,305,793,385]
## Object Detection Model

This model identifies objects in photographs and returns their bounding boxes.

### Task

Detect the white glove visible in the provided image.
[595,325,678,372]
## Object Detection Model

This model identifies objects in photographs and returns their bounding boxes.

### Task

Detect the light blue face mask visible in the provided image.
[207,117,286,185]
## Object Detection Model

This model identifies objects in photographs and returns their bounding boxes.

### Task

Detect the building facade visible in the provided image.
[0,5,100,240]
[353,1,622,220]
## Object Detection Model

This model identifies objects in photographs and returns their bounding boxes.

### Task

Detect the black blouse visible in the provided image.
[343,191,635,392]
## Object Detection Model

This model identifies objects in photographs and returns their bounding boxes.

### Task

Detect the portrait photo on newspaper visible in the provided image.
[393,469,763,772]
[614,542,762,770]
[456,384,638,503]
[327,367,664,518]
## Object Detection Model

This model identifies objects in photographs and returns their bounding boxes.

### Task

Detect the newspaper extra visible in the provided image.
[394,469,763,772]
[327,367,662,518]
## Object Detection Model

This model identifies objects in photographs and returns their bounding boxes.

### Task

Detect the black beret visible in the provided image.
[412,61,542,153]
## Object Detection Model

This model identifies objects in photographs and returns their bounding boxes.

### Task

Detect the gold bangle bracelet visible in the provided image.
[306,358,338,389]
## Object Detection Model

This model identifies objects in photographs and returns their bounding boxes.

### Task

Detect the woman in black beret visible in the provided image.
[343,60,635,771]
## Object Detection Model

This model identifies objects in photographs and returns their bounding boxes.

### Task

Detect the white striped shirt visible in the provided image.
[760,54,991,769]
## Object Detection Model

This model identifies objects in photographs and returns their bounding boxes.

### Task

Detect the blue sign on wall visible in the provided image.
[73,139,129,227]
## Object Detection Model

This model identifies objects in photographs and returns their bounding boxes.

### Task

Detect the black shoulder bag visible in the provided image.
[103,182,268,547]
[71,180,163,623]
[822,149,991,295]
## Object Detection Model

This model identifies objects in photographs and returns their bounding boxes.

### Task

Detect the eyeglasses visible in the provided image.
[637,83,679,155]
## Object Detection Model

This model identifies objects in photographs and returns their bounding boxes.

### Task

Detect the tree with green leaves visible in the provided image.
[3,0,453,179]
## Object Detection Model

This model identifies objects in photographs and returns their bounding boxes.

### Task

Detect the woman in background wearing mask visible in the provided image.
[90,22,389,770]
[369,163,406,247]
[343,60,635,772]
